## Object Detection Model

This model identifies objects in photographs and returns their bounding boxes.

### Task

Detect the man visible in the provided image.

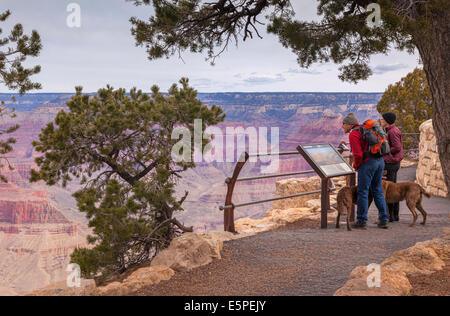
[380,112,404,222]
[342,113,390,229]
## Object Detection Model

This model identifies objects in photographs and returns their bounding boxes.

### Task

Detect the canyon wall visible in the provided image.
[416,120,448,198]
[0,182,87,295]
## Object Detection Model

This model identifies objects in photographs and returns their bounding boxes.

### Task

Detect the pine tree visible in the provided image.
[377,68,432,150]
[0,10,42,93]
[127,0,450,196]
[30,78,225,281]
[0,10,42,182]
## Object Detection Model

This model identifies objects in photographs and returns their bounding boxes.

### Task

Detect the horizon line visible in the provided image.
[0,91,384,95]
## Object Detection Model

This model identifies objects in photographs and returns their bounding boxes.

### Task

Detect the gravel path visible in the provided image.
[136,165,449,296]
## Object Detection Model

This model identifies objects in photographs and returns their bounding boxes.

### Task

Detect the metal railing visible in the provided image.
[219,150,340,232]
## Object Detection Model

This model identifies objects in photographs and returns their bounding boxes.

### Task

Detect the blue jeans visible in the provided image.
[357,158,390,224]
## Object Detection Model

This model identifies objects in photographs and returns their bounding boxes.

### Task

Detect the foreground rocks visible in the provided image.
[334,228,450,296]
[94,266,175,296]
[24,231,247,296]
[152,232,227,272]
[26,266,174,296]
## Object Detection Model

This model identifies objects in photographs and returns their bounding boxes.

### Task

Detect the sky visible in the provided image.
[0,0,422,93]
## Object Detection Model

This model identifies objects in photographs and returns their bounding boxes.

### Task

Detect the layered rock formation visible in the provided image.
[0,200,70,225]
[416,120,448,198]
[281,110,346,151]
[0,182,87,295]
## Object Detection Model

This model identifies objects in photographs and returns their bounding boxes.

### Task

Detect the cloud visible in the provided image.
[242,74,286,85]
[286,68,322,75]
[372,63,409,75]
[192,78,214,87]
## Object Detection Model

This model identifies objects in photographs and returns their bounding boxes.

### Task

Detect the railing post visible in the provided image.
[347,155,356,222]
[321,178,330,229]
[224,152,249,233]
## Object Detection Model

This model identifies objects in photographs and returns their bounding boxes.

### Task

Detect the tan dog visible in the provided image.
[336,187,356,231]
[381,180,430,227]
[336,186,373,231]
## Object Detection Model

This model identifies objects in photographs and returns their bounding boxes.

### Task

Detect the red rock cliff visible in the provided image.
[0,200,69,225]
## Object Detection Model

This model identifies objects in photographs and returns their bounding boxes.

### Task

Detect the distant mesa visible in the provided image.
[322,109,341,119]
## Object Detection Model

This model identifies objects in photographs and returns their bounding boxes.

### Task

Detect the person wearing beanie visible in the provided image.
[342,113,390,229]
[342,112,359,126]
[382,112,397,125]
[380,112,404,222]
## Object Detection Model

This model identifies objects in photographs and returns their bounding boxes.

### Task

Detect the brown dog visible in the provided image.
[381,180,430,227]
[336,186,373,231]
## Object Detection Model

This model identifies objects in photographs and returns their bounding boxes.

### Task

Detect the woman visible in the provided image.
[380,112,404,222]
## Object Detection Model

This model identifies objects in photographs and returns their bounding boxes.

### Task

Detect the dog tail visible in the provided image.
[419,185,432,199]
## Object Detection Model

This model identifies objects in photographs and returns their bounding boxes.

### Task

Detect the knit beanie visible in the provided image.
[382,112,397,125]
[342,113,359,125]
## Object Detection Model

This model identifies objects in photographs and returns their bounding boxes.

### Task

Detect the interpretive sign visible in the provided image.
[297,144,354,178]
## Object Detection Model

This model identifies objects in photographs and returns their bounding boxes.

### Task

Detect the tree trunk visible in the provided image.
[414,6,450,198]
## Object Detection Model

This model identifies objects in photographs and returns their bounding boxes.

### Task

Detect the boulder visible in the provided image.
[349,265,412,296]
[234,217,280,234]
[95,266,174,296]
[414,237,450,261]
[235,207,316,234]
[151,233,223,272]
[271,177,321,210]
[381,245,445,276]
[94,282,122,296]
[25,279,96,296]
[334,279,401,296]
[305,199,321,212]
[264,208,313,224]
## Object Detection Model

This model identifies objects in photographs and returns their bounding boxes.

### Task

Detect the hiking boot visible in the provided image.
[388,210,394,222]
[378,221,389,229]
[351,222,367,230]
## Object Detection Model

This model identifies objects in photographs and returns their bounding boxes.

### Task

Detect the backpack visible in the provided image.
[353,120,390,158]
